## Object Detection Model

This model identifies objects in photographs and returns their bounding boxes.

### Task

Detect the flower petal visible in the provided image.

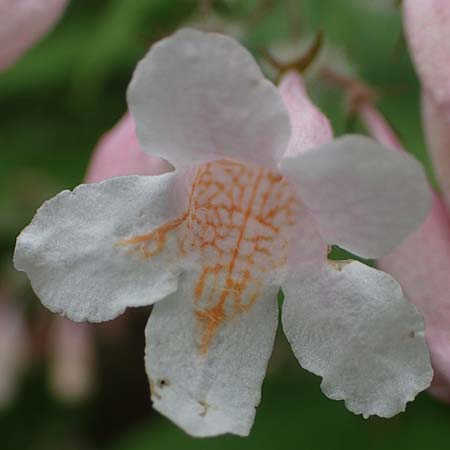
[145,271,278,437]
[0,0,68,71]
[279,71,333,157]
[128,28,290,169]
[14,173,189,322]
[378,194,450,403]
[358,97,450,402]
[279,135,431,259]
[422,92,450,209]
[403,0,450,105]
[85,113,172,183]
[282,261,433,418]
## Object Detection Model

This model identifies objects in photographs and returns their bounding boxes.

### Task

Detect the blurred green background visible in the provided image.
[0,1,448,449]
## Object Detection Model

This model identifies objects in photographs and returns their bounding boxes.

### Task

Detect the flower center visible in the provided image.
[120,159,299,353]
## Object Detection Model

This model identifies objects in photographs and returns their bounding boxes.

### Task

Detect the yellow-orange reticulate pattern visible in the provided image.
[119,160,300,354]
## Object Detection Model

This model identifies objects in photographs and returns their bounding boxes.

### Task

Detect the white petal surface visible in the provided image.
[282,261,433,418]
[128,28,290,169]
[145,271,278,437]
[14,174,189,322]
[280,135,431,259]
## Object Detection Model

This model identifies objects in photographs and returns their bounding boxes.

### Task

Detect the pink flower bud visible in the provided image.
[85,113,172,183]
[0,0,68,71]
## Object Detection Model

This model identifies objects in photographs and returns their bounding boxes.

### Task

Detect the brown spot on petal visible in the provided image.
[328,259,352,271]
[148,377,161,400]
[157,378,170,388]
[198,400,209,417]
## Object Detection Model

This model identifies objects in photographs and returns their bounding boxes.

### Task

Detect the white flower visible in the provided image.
[14,29,433,437]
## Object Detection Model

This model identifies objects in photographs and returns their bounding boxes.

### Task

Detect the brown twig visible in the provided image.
[263,31,324,82]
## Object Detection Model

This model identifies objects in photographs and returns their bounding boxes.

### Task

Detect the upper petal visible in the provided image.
[282,261,433,418]
[0,0,68,71]
[14,173,189,322]
[403,0,450,105]
[279,135,431,259]
[145,270,278,437]
[128,28,291,169]
[85,113,172,183]
[279,71,333,157]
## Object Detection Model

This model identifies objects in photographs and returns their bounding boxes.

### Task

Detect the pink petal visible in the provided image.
[422,92,450,210]
[0,0,68,71]
[49,318,94,402]
[85,113,172,183]
[359,101,450,403]
[278,71,333,157]
[403,0,450,105]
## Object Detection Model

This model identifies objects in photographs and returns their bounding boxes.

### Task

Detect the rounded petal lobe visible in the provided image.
[279,71,333,157]
[378,194,450,402]
[14,174,189,322]
[0,0,68,71]
[128,28,290,169]
[85,113,172,183]
[280,135,431,259]
[359,99,450,402]
[145,271,278,437]
[282,261,433,418]
[403,0,450,105]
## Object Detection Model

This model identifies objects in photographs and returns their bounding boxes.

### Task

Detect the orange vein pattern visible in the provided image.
[118,160,299,354]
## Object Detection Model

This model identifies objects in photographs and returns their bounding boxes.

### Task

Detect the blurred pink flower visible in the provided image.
[49,318,94,402]
[422,93,450,210]
[403,0,450,208]
[357,100,450,403]
[0,293,29,408]
[85,113,172,183]
[0,0,68,71]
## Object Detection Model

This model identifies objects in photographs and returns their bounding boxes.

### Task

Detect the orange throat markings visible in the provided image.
[118,160,299,354]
